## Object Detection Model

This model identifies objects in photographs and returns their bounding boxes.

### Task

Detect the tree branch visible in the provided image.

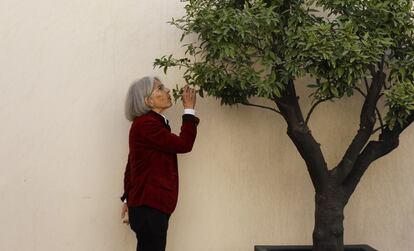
[343,111,414,194]
[375,108,384,133]
[354,87,366,97]
[305,98,330,125]
[372,125,386,135]
[241,102,282,115]
[334,67,386,181]
[355,87,384,134]
[275,80,329,192]
[368,64,377,77]
[342,138,399,195]
[364,77,369,93]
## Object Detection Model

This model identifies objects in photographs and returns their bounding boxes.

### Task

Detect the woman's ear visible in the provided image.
[145,97,152,107]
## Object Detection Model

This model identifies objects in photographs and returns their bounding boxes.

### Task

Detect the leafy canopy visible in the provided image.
[154,0,414,129]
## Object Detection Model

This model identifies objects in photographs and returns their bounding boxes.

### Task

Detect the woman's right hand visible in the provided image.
[182,85,196,109]
[121,203,129,225]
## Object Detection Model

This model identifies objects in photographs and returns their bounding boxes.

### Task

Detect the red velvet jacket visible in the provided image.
[122,111,199,214]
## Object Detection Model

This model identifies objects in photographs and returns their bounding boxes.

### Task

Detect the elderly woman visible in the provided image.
[120,76,199,251]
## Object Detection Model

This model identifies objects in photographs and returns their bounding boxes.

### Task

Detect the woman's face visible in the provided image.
[146,79,172,113]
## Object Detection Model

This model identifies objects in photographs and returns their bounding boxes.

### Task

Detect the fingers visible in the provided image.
[121,212,129,225]
[121,205,129,225]
[183,85,196,95]
[182,85,197,109]
[184,87,196,98]
[121,204,128,219]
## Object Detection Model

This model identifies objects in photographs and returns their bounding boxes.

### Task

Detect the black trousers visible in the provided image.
[128,206,170,251]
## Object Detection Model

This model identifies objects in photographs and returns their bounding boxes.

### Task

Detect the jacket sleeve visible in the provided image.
[139,114,199,154]
[120,155,130,202]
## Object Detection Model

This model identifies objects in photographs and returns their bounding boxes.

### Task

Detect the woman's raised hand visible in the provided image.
[182,85,196,109]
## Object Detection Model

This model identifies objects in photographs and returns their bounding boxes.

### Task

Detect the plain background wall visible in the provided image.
[1,1,413,250]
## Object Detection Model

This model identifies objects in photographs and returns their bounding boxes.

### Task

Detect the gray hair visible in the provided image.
[125,76,159,121]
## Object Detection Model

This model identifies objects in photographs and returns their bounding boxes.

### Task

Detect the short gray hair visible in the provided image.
[125,76,159,121]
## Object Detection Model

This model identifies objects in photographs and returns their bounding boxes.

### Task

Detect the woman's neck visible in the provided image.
[151,108,164,114]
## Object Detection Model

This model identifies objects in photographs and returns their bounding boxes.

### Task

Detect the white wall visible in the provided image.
[0,1,413,251]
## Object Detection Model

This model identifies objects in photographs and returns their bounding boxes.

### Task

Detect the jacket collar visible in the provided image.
[147,110,169,125]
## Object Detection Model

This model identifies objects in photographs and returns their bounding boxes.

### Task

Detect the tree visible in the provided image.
[154,0,414,250]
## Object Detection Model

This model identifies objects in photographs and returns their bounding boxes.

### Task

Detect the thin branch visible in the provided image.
[371,56,386,132]
[383,78,388,90]
[378,54,386,72]
[305,98,330,125]
[355,87,384,134]
[375,109,384,132]
[354,87,367,97]
[368,64,377,77]
[364,77,370,93]
[372,125,386,135]
[241,102,282,115]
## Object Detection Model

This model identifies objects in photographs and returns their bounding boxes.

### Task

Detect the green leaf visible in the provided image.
[338,68,344,78]
[331,86,339,97]
[246,47,256,55]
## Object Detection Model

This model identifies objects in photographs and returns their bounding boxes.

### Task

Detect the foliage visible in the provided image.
[385,81,414,129]
[154,0,414,127]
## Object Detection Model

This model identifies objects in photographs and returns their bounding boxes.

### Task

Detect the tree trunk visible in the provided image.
[313,189,348,251]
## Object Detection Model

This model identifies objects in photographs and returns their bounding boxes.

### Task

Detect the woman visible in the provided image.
[120,76,199,251]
